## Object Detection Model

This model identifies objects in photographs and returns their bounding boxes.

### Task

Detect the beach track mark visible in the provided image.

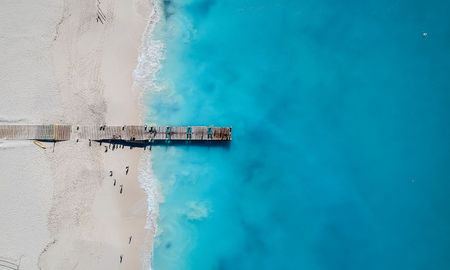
[0,256,20,270]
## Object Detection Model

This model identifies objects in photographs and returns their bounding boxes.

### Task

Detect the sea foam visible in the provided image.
[134,1,167,269]
[133,0,165,95]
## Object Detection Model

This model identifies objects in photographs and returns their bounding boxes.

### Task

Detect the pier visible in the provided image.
[0,125,231,142]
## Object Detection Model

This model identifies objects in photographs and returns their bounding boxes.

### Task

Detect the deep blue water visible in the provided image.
[146,0,450,269]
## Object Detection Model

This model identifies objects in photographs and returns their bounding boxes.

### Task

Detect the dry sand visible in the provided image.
[0,0,157,269]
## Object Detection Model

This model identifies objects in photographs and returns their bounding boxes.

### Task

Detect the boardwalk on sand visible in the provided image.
[0,125,232,142]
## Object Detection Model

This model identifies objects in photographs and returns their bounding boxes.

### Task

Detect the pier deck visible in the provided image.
[0,125,231,142]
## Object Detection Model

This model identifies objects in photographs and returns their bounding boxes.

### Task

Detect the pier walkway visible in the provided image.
[0,125,231,142]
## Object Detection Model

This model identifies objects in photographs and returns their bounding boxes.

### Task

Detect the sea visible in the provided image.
[141,0,450,269]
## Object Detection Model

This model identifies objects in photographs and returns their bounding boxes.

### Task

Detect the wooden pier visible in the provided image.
[0,125,71,141]
[0,125,231,142]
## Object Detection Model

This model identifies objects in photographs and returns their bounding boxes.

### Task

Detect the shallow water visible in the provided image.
[146,0,450,269]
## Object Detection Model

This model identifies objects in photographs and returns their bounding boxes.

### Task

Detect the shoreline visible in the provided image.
[0,0,157,269]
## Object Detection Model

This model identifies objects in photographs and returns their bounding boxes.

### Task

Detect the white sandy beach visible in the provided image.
[0,0,158,269]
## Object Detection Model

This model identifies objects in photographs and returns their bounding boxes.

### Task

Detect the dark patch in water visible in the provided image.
[162,0,175,20]
[201,81,216,93]
[316,202,374,270]
[240,159,264,184]
[240,220,268,256]
[212,218,270,270]
[215,258,232,270]
[190,0,217,16]
[166,242,172,249]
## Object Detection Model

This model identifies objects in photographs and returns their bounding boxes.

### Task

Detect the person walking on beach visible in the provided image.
[120,184,123,194]
[125,166,129,175]
[109,170,113,176]
[129,235,132,244]
[113,179,116,186]
[120,255,123,263]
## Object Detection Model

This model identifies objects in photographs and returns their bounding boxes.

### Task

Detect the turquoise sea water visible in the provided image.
[146,0,450,269]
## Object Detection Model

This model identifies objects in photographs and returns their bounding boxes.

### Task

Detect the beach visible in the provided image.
[0,0,156,269]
